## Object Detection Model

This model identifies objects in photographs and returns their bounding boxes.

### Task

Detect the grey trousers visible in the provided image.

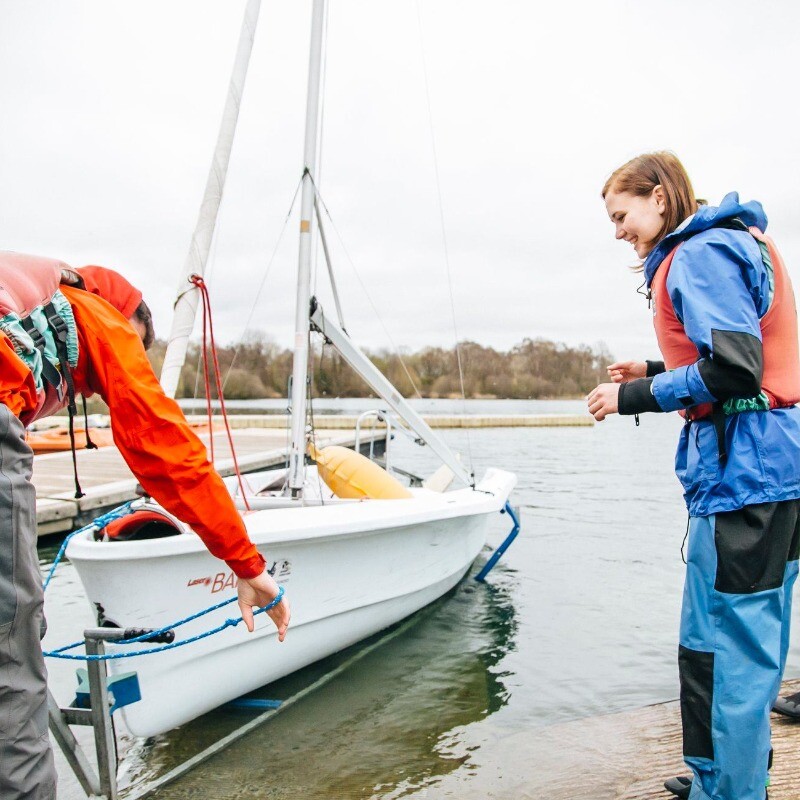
[0,405,56,800]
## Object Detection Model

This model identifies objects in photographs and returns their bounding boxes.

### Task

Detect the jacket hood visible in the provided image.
[643,192,768,286]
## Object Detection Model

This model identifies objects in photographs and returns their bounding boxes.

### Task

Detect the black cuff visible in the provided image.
[618,378,662,415]
[646,360,666,377]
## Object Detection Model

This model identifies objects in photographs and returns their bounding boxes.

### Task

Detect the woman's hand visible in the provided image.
[587,382,621,421]
[607,361,647,383]
[238,568,291,641]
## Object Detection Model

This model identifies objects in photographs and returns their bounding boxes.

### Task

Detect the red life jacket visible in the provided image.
[1,251,94,496]
[0,251,65,316]
[651,227,800,420]
[0,251,82,424]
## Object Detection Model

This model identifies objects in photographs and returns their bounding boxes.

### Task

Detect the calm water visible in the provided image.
[39,399,800,798]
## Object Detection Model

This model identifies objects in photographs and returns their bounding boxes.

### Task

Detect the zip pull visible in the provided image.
[681,516,690,564]
[636,278,652,309]
[634,414,640,427]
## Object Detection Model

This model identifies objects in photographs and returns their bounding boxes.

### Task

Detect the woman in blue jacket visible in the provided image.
[588,151,800,800]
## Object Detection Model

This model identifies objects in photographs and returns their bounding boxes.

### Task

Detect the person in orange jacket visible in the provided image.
[0,261,290,800]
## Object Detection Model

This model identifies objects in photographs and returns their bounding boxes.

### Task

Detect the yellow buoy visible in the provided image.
[308,443,413,500]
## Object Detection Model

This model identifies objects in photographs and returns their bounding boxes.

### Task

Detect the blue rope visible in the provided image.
[42,501,136,592]
[45,593,240,655]
[42,501,286,661]
[43,586,285,661]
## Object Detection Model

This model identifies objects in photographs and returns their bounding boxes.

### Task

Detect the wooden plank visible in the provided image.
[408,679,800,799]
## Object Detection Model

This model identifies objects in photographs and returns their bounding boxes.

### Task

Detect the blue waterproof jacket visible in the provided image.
[622,193,800,516]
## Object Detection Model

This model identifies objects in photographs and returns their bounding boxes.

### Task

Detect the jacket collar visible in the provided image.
[643,192,768,287]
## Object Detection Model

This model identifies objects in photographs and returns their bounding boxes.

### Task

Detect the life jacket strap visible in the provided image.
[81,396,98,451]
[711,401,728,464]
[19,316,65,401]
[43,301,84,498]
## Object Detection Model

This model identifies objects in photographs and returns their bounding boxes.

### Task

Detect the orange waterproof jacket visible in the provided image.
[0,333,39,418]
[2,285,265,580]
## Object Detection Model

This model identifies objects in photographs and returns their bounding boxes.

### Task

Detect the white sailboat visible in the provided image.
[66,0,516,739]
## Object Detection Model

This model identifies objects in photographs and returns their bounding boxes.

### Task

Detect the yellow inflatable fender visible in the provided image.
[308,443,413,500]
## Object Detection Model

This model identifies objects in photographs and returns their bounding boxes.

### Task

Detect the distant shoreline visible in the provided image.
[145,335,613,403]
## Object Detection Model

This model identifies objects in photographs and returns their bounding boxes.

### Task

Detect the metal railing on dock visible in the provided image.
[50,608,426,800]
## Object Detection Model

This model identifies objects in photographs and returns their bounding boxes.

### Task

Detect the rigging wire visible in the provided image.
[312,184,424,400]
[413,0,474,475]
[284,375,293,476]
[220,177,304,391]
[311,0,331,299]
[307,336,327,506]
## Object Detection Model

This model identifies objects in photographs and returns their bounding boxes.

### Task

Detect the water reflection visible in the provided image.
[121,569,518,799]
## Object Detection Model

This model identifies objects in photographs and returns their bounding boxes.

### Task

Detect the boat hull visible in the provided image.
[67,469,515,736]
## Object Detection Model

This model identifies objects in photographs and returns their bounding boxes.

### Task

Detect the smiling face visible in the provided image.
[605,187,666,259]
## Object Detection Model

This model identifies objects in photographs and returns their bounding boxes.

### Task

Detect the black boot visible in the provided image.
[773,690,800,718]
[664,776,692,799]
[664,775,768,799]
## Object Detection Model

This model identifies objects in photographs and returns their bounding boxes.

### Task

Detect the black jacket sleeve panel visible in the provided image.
[618,377,663,415]
[646,360,666,377]
[696,329,763,401]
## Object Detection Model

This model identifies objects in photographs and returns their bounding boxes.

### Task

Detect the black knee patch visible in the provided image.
[790,513,800,564]
[714,501,800,594]
[679,645,714,760]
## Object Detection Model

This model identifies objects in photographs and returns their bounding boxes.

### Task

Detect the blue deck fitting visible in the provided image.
[474,501,520,582]
[73,668,142,714]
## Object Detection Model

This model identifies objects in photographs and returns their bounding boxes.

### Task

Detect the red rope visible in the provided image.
[198,288,215,463]
[190,274,251,511]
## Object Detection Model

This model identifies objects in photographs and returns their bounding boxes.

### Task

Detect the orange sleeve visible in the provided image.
[0,332,39,419]
[62,286,266,579]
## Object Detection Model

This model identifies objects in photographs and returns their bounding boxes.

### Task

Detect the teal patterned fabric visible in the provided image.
[0,289,79,393]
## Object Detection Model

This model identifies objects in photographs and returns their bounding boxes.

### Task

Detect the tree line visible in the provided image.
[145,333,614,400]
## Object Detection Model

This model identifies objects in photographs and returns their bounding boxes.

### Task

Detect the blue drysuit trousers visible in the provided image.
[680,502,800,800]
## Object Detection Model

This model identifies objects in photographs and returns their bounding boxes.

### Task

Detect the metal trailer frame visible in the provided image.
[48,612,426,800]
[48,628,144,800]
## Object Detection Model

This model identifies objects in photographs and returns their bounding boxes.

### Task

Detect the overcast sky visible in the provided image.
[2,1,799,366]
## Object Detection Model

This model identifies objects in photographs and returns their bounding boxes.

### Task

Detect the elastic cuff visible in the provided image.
[646,360,666,377]
[226,552,267,580]
[618,378,662,415]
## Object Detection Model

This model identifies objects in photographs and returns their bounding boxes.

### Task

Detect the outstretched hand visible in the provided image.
[607,361,647,383]
[587,382,621,421]
[238,568,290,641]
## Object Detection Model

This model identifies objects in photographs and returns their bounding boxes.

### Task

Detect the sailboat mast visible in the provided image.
[288,0,326,495]
[160,0,262,399]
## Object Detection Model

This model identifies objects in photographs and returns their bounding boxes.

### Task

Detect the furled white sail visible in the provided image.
[160,0,262,399]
